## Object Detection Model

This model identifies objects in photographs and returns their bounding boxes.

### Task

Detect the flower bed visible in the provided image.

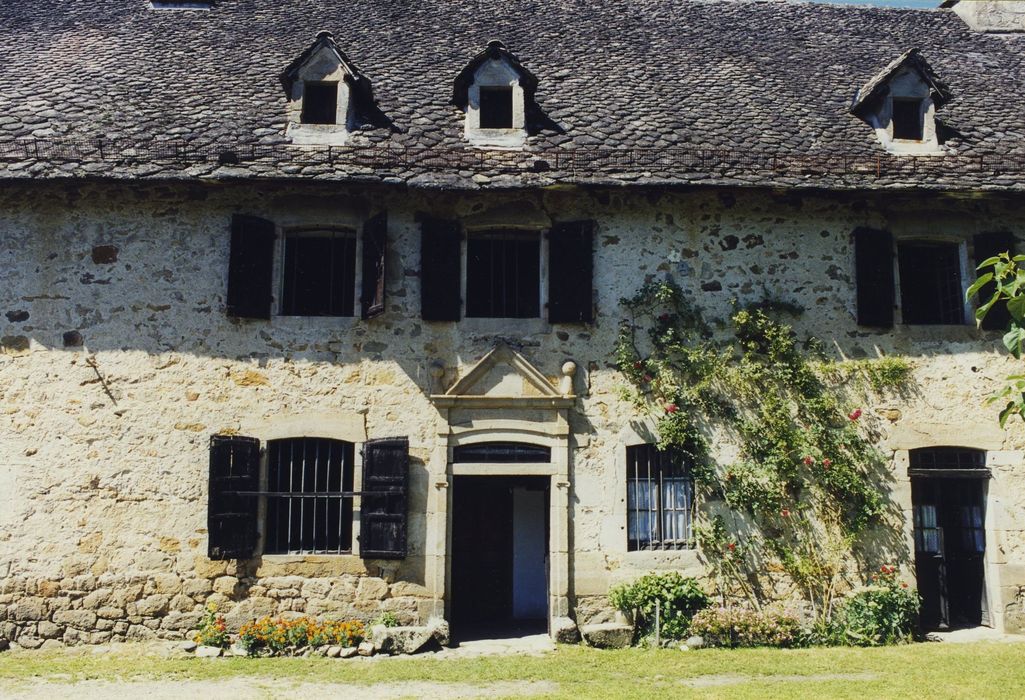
[193,604,367,658]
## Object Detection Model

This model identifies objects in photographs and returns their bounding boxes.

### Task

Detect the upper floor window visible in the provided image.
[225,212,387,321]
[281,229,356,317]
[850,49,949,155]
[419,217,594,323]
[897,241,964,325]
[626,444,694,552]
[466,229,540,318]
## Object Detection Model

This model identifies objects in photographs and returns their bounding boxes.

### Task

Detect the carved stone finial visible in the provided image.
[560,361,576,396]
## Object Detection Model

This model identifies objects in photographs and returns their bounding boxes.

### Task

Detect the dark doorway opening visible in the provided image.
[451,475,550,641]
[912,472,988,630]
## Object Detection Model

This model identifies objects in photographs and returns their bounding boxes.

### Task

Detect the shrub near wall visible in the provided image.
[689,607,804,649]
[609,573,709,642]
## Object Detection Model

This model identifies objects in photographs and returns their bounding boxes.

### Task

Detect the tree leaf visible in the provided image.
[1004,327,1025,359]
[1009,296,1025,323]
[966,273,994,301]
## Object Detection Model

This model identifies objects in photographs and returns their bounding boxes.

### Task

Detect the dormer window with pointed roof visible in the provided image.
[851,49,950,156]
[281,31,384,145]
[453,41,539,148]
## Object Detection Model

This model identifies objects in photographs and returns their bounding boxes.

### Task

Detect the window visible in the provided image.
[301,82,339,125]
[892,98,924,141]
[264,438,354,554]
[453,442,551,463]
[478,86,514,129]
[626,445,693,551]
[898,242,964,325]
[207,434,409,560]
[281,229,356,317]
[466,230,540,318]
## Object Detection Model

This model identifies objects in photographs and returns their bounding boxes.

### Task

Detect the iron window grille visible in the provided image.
[465,229,541,318]
[909,448,985,471]
[626,444,694,551]
[280,228,356,316]
[264,437,355,555]
[898,242,964,325]
[301,82,339,125]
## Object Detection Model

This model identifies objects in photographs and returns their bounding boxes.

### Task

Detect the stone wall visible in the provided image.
[2,180,1025,647]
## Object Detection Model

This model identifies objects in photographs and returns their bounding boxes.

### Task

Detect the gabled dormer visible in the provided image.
[453,41,539,148]
[851,49,950,156]
[281,31,381,145]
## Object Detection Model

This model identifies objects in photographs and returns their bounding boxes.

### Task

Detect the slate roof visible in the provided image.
[0,0,1024,191]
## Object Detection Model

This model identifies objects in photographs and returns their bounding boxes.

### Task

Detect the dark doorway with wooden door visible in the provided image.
[910,447,990,630]
[450,475,550,641]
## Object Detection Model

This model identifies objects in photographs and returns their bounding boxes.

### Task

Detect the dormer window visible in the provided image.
[453,41,541,149]
[281,32,386,145]
[891,98,924,141]
[301,82,339,125]
[851,49,950,156]
[479,87,514,129]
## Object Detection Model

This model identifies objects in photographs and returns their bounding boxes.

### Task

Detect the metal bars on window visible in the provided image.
[909,448,985,471]
[265,437,354,554]
[626,444,694,551]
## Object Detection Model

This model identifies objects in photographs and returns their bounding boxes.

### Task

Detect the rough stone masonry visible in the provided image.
[2,180,1025,649]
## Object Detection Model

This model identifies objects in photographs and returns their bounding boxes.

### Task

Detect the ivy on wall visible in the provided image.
[615,280,912,620]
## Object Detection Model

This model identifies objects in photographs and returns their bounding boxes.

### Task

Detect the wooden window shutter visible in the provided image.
[226,215,276,320]
[548,220,595,323]
[208,434,260,560]
[360,437,409,560]
[973,232,1016,331]
[420,217,462,321]
[361,212,387,320]
[854,227,895,328]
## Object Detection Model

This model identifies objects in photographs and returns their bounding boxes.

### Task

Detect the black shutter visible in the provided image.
[208,434,260,560]
[549,220,595,323]
[974,232,1016,331]
[854,227,895,328]
[227,215,276,319]
[420,217,462,321]
[360,437,409,560]
[361,212,387,320]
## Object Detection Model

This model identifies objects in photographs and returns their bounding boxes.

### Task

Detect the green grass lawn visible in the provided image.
[1,642,1023,699]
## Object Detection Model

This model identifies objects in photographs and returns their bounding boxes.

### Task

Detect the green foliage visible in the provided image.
[688,606,805,648]
[371,611,401,628]
[967,252,1025,426]
[617,280,898,620]
[194,603,230,649]
[608,572,710,641]
[820,566,920,647]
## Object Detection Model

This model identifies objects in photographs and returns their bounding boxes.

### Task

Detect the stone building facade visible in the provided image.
[2,0,1025,648]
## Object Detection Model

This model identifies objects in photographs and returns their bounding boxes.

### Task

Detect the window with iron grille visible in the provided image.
[264,437,354,554]
[626,444,694,551]
[280,229,356,316]
[301,82,339,125]
[897,242,964,325]
[465,229,540,318]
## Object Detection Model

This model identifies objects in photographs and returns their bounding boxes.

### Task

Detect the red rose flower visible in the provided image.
[822,458,832,468]
[802,455,814,466]
[848,408,863,421]
[633,361,644,370]
[665,403,679,414]
[781,508,791,517]
[727,543,737,552]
